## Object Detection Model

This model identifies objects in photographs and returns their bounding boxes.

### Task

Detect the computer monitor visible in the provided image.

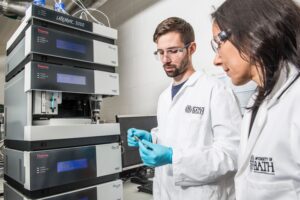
[116,115,157,171]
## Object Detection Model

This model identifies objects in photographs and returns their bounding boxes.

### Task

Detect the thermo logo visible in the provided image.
[37,64,49,69]
[37,28,48,35]
[36,154,49,159]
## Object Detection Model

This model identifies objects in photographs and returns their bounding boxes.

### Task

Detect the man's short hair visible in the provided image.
[153,17,195,44]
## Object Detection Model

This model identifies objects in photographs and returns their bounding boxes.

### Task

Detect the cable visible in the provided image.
[72,0,102,24]
[76,0,108,25]
[71,0,110,27]
[85,8,111,27]
[79,11,88,20]
[0,139,4,169]
[72,8,110,26]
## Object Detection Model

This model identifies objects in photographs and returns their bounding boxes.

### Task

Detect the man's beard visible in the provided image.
[163,55,189,78]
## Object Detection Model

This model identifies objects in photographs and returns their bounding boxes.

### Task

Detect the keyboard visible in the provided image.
[138,180,153,194]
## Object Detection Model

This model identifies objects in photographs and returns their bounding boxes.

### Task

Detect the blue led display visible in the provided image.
[56,39,86,54]
[57,158,88,173]
[57,73,86,85]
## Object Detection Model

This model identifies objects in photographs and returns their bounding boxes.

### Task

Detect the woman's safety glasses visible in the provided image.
[211,30,231,53]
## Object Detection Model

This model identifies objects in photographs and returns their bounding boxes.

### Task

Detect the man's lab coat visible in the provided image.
[152,71,241,200]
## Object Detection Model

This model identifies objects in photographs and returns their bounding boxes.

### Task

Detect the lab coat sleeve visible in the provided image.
[172,85,241,186]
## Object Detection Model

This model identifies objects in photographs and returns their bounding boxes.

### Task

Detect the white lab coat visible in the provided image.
[235,64,300,200]
[151,71,241,200]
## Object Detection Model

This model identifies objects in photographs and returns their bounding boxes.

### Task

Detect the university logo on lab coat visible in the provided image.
[185,105,205,115]
[249,155,275,175]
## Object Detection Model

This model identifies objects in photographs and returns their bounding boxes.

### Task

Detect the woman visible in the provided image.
[211,0,300,199]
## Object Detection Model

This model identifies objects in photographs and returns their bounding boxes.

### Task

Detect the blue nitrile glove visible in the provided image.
[127,128,152,147]
[138,140,173,167]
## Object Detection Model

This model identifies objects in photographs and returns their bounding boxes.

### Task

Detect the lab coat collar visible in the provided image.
[266,63,299,109]
[168,70,202,88]
[237,63,300,175]
[237,100,268,175]
[169,70,202,102]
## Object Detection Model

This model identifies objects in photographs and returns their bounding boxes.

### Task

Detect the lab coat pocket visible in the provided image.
[183,114,203,133]
[179,185,221,200]
[178,117,201,148]
[245,178,297,200]
[180,116,206,153]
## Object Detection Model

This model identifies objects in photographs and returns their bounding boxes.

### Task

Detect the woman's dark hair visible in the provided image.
[212,0,300,110]
[153,17,195,44]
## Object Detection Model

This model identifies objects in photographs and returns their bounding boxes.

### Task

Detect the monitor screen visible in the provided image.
[116,115,157,170]
[56,39,86,54]
[57,73,87,85]
[57,158,88,173]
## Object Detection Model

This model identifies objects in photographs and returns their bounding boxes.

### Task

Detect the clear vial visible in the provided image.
[54,1,65,13]
[33,0,45,7]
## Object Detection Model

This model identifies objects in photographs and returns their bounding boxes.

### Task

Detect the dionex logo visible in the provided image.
[56,16,74,25]
[185,105,205,115]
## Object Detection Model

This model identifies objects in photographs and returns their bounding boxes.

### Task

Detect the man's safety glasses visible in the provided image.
[154,43,190,61]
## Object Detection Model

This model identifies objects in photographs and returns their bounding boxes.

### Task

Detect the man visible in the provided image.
[127,17,241,200]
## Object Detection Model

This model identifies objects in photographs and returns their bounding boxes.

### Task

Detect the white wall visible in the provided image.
[101,0,225,122]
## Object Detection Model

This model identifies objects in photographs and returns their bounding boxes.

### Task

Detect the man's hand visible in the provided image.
[139,140,173,167]
[127,128,152,147]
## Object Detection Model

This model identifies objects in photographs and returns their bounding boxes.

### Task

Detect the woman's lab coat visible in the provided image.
[235,64,300,200]
[152,71,241,200]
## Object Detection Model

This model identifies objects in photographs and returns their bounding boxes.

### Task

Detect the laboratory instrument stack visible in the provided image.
[3,4,123,200]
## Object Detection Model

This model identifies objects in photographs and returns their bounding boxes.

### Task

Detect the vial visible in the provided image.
[33,0,45,7]
[54,1,65,13]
